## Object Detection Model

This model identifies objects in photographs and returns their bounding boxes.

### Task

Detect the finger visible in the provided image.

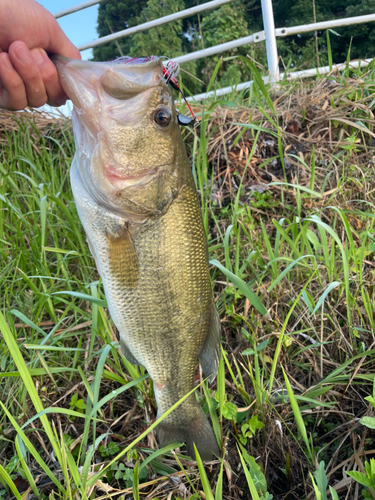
[8,41,47,108]
[30,48,67,107]
[0,52,27,110]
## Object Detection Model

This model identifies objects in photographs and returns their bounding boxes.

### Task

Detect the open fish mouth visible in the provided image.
[51,54,163,107]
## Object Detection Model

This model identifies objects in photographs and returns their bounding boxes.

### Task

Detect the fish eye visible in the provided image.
[154,107,171,128]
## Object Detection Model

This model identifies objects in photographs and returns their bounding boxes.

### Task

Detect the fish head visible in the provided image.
[53,55,184,219]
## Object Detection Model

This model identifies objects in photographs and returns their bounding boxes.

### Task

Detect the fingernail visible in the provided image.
[32,50,45,66]
[15,44,31,64]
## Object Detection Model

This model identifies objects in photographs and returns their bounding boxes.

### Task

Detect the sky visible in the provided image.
[39,0,100,61]
[39,1,100,114]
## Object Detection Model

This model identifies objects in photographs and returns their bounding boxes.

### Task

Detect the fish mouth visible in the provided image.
[52,53,165,122]
[51,54,162,71]
[104,164,169,188]
[51,54,163,99]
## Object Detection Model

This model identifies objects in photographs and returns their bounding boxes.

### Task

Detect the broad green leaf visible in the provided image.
[237,446,261,499]
[360,416,375,430]
[315,461,328,500]
[347,470,374,489]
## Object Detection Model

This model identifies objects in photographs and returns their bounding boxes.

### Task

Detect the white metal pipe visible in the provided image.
[77,0,235,51]
[187,58,374,101]
[276,13,375,37]
[175,10,375,66]
[54,0,103,19]
[286,58,373,78]
[261,0,279,82]
[177,12,375,68]
[173,32,265,64]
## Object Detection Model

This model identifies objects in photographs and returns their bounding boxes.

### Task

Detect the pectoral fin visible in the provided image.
[198,303,221,383]
[106,225,138,288]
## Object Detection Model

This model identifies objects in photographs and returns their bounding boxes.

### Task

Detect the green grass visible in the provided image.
[2,59,375,499]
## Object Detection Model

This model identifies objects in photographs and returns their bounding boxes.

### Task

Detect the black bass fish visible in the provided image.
[54,55,220,460]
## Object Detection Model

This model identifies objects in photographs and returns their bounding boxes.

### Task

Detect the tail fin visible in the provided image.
[156,410,220,461]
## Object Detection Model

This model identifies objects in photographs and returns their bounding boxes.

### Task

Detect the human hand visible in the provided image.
[0,0,81,110]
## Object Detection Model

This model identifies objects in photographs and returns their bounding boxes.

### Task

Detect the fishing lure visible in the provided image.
[162,60,197,127]
[115,56,197,127]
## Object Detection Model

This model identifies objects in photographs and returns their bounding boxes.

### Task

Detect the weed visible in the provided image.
[1,61,375,498]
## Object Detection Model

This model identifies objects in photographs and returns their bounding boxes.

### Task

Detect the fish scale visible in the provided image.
[54,54,221,460]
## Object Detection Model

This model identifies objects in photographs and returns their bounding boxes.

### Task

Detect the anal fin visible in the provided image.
[198,302,221,383]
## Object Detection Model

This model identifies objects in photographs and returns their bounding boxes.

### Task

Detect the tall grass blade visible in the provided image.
[268,255,313,292]
[0,311,63,465]
[237,446,260,500]
[306,215,351,328]
[133,461,140,500]
[139,442,181,472]
[269,271,316,393]
[0,465,22,500]
[326,31,333,72]
[86,379,206,486]
[210,259,267,315]
[15,437,39,498]
[312,281,341,314]
[202,381,221,447]
[282,367,314,464]
[194,445,215,500]
[215,459,224,500]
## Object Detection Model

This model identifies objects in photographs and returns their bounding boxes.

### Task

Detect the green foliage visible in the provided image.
[239,415,264,445]
[348,459,375,497]
[199,2,251,82]
[69,392,86,414]
[3,455,23,480]
[109,461,147,486]
[3,64,375,498]
[93,0,375,91]
[238,445,273,500]
[99,441,121,458]
[312,461,328,500]
[221,401,238,420]
[361,379,375,430]
[131,0,185,57]
[273,0,375,66]
[93,0,148,61]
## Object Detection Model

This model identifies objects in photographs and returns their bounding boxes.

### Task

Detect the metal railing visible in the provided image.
[53,0,375,99]
[74,0,235,52]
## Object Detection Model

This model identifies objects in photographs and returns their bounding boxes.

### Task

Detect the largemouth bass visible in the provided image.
[54,55,220,460]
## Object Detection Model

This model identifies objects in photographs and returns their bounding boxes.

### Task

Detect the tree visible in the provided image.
[130,0,185,58]
[273,0,375,69]
[92,0,375,88]
[93,0,148,61]
[197,1,258,86]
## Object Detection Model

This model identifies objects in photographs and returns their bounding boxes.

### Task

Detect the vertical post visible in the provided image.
[261,0,279,82]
